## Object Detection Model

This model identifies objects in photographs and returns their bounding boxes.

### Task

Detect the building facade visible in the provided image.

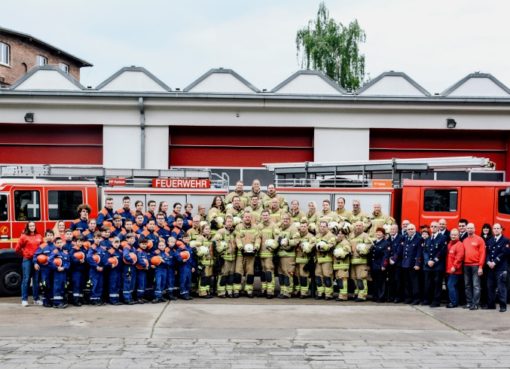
[0,66,509,185]
[0,27,92,87]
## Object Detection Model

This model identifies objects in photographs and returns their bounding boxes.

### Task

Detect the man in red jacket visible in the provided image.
[463,223,486,310]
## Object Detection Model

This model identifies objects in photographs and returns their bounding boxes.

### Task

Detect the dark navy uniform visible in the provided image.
[422,233,447,306]
[400,233,423,304]
[388,233,404,302]
[370,238,390,302]
[486,235,509,311]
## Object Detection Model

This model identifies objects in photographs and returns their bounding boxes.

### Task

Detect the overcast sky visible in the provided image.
[3,0,509,93]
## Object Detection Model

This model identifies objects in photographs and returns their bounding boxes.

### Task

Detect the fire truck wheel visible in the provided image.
[0,263,22,296]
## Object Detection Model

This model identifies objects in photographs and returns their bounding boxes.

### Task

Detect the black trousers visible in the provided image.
[487,269,508,309]
[371,269,387,301]
[388,265,404,301]
[423,269,444,305]
[403,267,420,302]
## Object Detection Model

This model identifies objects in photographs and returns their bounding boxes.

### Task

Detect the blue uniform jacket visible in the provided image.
[70,246,88,271]
[400,234,423,269]
[70,218,88,234]
[422,233,447,271]
[485,235,510,272]
[97,207,114,228]
[49,249,70,271]
[175,245,195,270]
[86,246,107,269]
[371,238,390,271]
[389,234,404,266]
[136,248,150,270]
[33,242,56,268]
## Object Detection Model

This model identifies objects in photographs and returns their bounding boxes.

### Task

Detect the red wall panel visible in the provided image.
[370,129,508,171]
[169,126,313,167]
[0,124,102,165]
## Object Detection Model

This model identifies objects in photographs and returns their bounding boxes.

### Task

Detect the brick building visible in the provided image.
[0,26,92,87]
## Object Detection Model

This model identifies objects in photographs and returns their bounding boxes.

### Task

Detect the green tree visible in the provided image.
[296,2,366,91]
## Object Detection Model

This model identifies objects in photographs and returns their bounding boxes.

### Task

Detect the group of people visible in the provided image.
[15,179,509,312]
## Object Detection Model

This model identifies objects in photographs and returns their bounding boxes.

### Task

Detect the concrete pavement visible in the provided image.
[0,297,509,368]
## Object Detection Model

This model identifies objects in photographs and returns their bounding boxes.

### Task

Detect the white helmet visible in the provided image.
[383,223,392,233]
[199,220,208,228]
[216,240,227,253]
[233,216,242,225]
[293,222,301,229]
[216,216,225,227]
[196,245,209,257]
[333,247,347,259]
[316,240,327,251]
[328,221,339,230]
[301,241,313,253]
[264,239,276,250]
[342,222,353,233]
[356,243,369,255]
[225,203,233,210]
[280,237,289,246]
[244,243,255,253]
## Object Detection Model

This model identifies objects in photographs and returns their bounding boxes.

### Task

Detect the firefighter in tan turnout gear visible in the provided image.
[276,213,300,298]
[314,220,336,300]
[294,218,316,298]
[350,221,373,301]
[368,203,395,239]
[234,212,259,297]
[256,210,279,298]
[332,228,352,301]
[194,224,215,298]
[336,197,352,221]
[225,180,248,208]
[226,196,244,227]
[213,215,236,297]
[348,200,371,232]
[264,184,288,211]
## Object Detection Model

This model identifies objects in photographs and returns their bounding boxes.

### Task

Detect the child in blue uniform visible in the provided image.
[33,230,56,307]
[49,237,70,308]
[122,233,138,304]
[87,231,106,305]
[107,237,123,305]
[136,238,150,303]
[176,235,195,300]
[70,236,88,306]
[152,238,172,303]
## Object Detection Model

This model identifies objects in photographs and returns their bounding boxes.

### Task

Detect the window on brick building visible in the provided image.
[58,63,69,73]
[0,42,10,65]
[36,55,48,66]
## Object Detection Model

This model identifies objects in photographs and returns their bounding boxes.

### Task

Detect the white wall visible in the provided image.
[99,71,168,92]
[145,126,169,169]
[359,76,425,96]
[103,126,141,168]
[448,78,510,97]
[15,70,81,91]
[314,128,369,162]
[187,73,255,93]
[276,75,342,95]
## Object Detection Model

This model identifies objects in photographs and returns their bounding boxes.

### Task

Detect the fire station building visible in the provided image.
[0,65,509,184]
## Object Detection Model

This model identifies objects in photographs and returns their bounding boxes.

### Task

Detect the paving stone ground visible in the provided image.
[0,296,509,368]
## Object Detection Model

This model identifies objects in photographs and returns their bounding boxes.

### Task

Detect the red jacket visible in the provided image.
[463,234,486,268]
[15,233,43,259]
[446,240,464,274]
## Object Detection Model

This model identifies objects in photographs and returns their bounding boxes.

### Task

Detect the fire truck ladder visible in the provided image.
[264,156,496,188]
[0,164,230,189]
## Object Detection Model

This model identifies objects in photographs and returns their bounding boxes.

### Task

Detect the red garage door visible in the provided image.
[370,129,508,171]
[169,126,313,167]
[0,124,102,165]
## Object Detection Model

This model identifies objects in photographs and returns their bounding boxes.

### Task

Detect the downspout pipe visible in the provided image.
[139,97,146,169]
